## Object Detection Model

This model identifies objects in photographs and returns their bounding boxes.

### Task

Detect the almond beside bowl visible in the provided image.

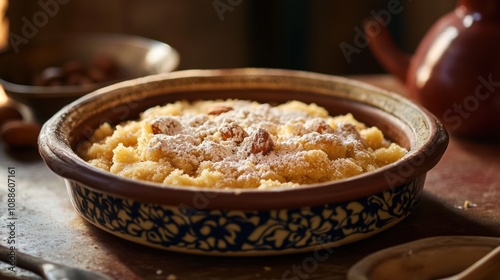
[38,68,448,256]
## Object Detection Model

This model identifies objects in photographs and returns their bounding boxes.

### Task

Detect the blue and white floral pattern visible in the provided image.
[66,175,424,255]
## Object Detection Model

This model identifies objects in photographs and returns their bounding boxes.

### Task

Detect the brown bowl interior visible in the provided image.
[39,69,448,211]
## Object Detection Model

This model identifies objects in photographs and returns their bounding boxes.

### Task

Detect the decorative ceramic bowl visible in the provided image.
[0,33,179,121]
[38,69,448,256]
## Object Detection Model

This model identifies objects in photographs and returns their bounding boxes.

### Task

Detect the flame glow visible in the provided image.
[0,84,8,105]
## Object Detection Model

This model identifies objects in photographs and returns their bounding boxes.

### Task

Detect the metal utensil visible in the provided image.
[0,244,113,280]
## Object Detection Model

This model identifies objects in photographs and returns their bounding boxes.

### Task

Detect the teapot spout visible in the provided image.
[365,18,411,83]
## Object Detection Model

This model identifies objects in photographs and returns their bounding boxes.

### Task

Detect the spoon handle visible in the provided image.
[0,243,52,277]
[451,246,500,280]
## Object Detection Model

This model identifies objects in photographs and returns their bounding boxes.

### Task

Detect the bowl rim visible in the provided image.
[0,32,180,96]
[38,68,449,210]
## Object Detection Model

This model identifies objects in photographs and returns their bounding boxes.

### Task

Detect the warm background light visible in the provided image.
[1,0,8,106]
[0,0,7,49]
[0,84,8,105]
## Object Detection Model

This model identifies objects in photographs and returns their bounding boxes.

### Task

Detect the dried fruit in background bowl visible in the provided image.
[33,54,123,86]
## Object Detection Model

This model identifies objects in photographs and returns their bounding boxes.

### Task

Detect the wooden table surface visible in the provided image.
[1,75,499,280]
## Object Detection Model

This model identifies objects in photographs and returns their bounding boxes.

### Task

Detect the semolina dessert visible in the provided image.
[77,100,407,189]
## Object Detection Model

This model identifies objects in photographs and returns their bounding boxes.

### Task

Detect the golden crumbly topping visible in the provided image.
[77,100,407,189]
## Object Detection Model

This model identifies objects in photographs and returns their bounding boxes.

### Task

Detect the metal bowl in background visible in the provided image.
[0,33,179,121]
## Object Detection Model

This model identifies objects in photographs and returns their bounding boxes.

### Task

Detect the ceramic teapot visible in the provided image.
[368,0,500,140]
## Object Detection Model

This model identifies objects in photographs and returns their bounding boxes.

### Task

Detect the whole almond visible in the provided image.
[207,105,233,115]
[0,105,23,125]
[250,128,274,155]
[150,116,182,135]
[0,120,41,147]
[220,120,248,143]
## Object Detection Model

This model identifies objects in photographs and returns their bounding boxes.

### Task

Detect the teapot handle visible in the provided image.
[365,17,411,83]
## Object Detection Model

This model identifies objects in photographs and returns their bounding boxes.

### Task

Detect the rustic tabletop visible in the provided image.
[0,75,499,280]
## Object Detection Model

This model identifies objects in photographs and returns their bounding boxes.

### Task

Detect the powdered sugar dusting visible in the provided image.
[79,99,407,189]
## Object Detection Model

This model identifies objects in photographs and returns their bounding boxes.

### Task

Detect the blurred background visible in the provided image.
[6,0,455,76]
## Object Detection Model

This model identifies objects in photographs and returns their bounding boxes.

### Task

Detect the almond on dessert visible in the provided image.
[78,99,407,189]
